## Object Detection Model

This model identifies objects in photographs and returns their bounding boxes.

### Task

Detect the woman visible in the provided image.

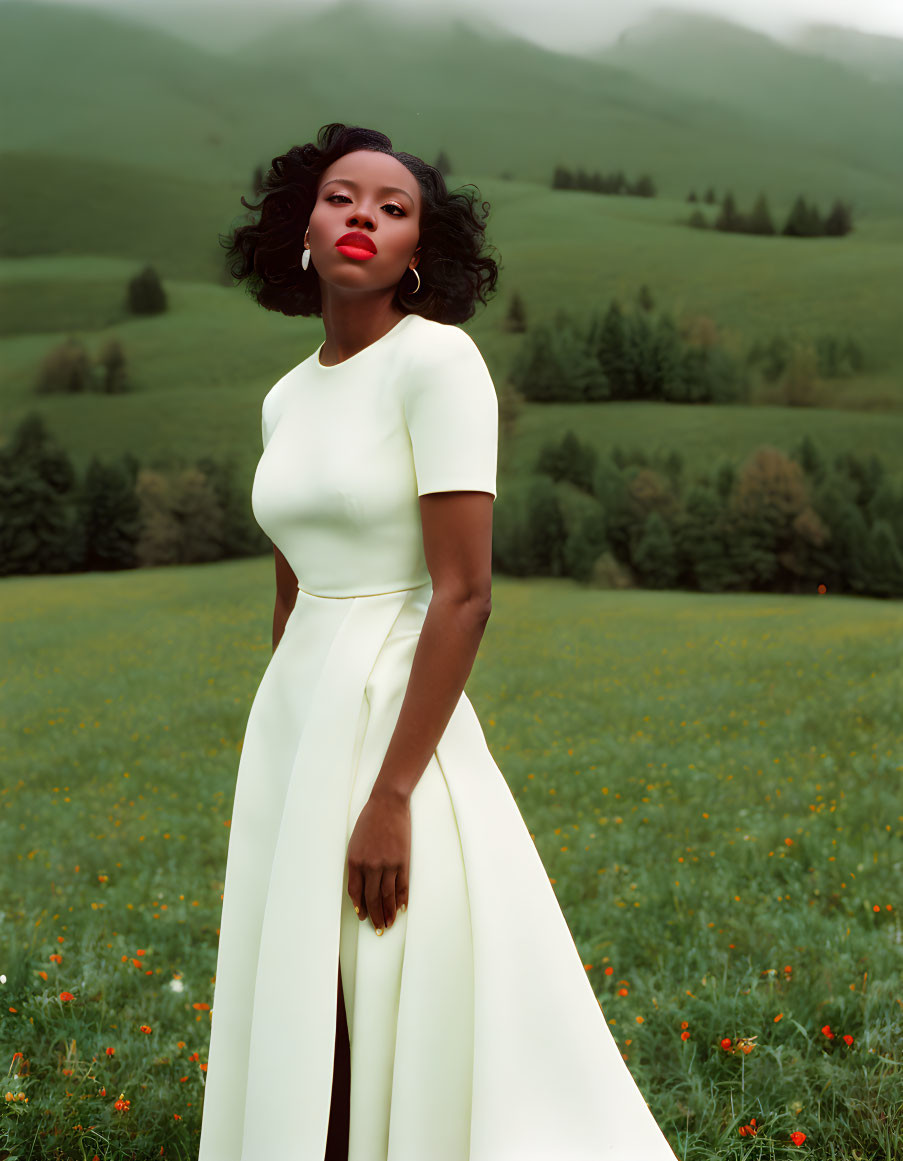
[198,122,678,1161]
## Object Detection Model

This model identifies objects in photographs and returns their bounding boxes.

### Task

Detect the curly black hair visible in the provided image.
[219,123,502,325]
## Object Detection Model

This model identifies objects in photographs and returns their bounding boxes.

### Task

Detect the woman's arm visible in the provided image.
[272,544,298,652]
[370,489,494,805]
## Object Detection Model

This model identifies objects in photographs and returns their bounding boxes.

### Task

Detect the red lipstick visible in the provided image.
[335,231,377,261]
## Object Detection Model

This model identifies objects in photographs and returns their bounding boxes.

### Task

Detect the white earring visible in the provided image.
[301,243,310,271]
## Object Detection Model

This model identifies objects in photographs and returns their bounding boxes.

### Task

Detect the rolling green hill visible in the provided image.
[791,21,903,87]
[593,9,903,181]
[1,0,902,494]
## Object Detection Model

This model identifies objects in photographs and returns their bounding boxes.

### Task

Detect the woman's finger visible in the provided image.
[381,868,398,928]
[348,861,365,922]
[395,869,408,918]
[364,868,385,933]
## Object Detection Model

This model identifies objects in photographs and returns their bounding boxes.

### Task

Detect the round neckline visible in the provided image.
[315,312,416,369]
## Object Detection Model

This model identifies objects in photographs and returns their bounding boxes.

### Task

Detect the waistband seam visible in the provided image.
[296,581,431,600]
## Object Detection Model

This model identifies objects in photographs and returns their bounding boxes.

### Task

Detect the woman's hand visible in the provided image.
[346,788,411,934]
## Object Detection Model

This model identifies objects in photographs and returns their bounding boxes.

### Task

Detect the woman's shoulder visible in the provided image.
[397,315,490,391]
[402,313,482,359]
[397,314,497,418]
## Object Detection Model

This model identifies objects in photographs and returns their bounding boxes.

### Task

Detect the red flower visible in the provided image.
[820,1024,834,1039]
[790,1130,807,1146]
[59,992,74,1002]
[842,1034,854,1046]
[738,1117,757,1137]
[720,1037,733,1050]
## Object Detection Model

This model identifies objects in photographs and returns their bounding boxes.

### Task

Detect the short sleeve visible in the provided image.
[402,327,498,499]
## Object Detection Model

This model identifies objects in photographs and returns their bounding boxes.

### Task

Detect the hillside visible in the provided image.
[2,0,901,205]
[1,0,902,495]
[593,8,903,182]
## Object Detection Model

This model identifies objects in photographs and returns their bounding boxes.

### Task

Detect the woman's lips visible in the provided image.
[334,243,377,261]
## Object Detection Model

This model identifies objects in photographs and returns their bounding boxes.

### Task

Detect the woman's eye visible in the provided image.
[326,194,404,216]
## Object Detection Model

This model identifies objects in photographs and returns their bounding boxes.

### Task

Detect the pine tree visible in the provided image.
[563,506,609,582]
[525,478,568,576]
[127,264,167,316]
[0,413,82,573]
[509,321,606,401]
[864,520,903,597]
[674,484,736,592]
[866,478,903,549]
[632,511,678,589]
[791,434,827,486]
[824,198,853,237]
[79,456,142,570]
[504,290,527,334]
[97,338,129,394]
[747,192,775,236]
[830,500,872,593]
[715,191,744,232]
[586,301,630,398]
[433,149,452,178]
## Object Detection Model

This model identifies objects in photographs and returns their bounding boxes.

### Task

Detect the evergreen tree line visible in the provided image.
[551,165,655,197]
[490,430,903,598]
[688,191,853,238]
[548,165,852,239]
[510,300,748,404]
[508,297,867,405]
[6,413,900,600]
[0,413,268,577]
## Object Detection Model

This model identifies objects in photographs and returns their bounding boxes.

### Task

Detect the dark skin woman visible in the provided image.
[267,146,494,1160]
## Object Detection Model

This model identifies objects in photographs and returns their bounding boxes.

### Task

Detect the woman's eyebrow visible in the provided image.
[321,178,414,201]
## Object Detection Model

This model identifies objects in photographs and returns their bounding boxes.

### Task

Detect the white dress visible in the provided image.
[197,311,679,1160]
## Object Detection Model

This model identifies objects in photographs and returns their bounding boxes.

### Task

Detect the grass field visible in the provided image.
[2,559,901,1159]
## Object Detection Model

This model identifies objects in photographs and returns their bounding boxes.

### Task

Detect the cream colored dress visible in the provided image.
[197,311,678,1160]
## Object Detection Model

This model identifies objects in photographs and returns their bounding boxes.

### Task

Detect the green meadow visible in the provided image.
[2,563,901,1158]
[3,1,903,1156]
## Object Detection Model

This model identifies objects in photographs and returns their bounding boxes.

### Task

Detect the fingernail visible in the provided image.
[376,927,383,936]
[353,905,359,914]
[400,903,406,913]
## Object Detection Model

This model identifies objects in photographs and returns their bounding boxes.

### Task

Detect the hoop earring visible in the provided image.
[400,266,421,296]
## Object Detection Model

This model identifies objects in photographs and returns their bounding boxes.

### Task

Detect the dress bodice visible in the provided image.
[251,313,498,598]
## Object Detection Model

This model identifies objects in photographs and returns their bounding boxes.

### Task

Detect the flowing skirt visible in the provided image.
[197,581,678,1161]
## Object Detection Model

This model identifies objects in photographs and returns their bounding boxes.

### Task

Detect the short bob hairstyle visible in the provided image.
[220,122,501,325]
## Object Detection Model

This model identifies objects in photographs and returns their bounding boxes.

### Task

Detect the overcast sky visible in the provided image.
[386,0,903,49]
[38,0,903,53]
